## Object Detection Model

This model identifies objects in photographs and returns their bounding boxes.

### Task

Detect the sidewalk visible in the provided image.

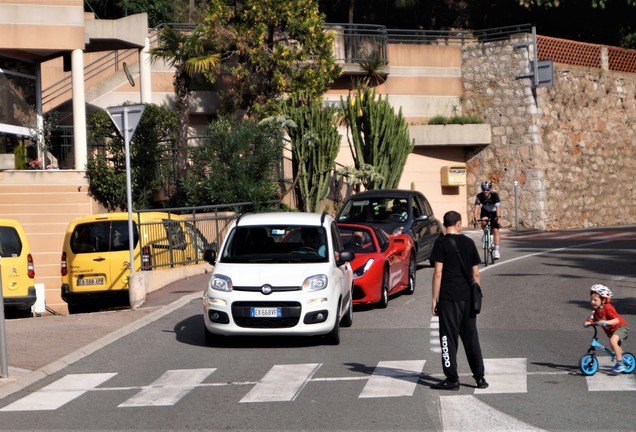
[0,272,211,398]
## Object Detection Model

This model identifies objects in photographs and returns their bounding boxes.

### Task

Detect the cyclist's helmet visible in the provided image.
[481,181,492,191]
[590,284,613,302]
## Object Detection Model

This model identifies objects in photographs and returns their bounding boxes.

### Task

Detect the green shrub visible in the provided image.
[427,115,483,125]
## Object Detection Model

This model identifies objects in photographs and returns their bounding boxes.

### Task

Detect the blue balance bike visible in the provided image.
[579,323,635,376]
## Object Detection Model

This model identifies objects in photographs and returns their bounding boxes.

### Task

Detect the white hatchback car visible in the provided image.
[202,212,354,345]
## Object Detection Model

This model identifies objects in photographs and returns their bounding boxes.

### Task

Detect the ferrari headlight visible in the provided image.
[209,274,232,292]
[353,259,374,278]
[302,274,328,292]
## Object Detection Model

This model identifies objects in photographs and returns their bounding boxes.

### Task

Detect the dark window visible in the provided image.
[70,221,139,253]
[0,227,22,257]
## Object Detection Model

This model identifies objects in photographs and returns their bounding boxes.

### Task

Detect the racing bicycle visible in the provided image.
[579,323,635,376]
[474,217,495,266]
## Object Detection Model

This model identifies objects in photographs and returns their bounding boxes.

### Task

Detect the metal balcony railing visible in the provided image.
[324,23,388,64]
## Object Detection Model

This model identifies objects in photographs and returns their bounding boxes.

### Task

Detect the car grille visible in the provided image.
[232,301,301,328]
[233,286,301,292]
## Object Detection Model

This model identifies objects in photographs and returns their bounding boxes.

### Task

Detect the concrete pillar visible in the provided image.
[140,37,152,104]
[71,49,87,170]
[600,46,609,71]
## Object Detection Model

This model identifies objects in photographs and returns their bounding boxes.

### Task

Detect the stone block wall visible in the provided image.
[461,35,636,230]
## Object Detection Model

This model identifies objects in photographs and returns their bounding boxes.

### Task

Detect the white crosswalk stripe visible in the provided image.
[478,358,527,394]
[0,373,116,411]
[440,395,546,431]
[358,360,426,398]
[239,363,321,403]
[585,357,636,391]
[119,368,216,407]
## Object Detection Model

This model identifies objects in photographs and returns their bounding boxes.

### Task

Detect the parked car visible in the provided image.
[0,219,36,317]
[202,212,354,345]
[61,212,209,313]
[338,223,416,308]
[336,189,442,266]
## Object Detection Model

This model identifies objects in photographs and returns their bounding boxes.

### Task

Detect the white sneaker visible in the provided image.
[493,250,501,259]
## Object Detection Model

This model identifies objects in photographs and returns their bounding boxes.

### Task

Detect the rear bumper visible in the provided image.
[3,287,37,310]
[61,284,128,305]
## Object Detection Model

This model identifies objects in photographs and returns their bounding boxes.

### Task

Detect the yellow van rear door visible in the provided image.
[0,226,28,298]
[68,221,111,292]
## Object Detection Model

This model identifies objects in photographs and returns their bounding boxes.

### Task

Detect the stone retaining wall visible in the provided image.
[462,35,636,230]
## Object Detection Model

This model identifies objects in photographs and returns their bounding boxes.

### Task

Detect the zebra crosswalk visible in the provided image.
[1,358,634,412]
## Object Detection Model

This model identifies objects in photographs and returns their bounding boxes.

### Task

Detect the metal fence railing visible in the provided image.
[385,24,532,45]
[135,202,281,270]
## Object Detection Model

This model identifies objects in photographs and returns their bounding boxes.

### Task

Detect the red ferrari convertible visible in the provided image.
[338,223,416,308]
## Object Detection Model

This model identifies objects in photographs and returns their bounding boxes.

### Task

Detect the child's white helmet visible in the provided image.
[590,284,613,301]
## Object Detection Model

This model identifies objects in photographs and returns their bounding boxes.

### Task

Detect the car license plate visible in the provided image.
[250,307,281,318]
[77,277,104,286]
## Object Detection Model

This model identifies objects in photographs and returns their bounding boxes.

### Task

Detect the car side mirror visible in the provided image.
[415,214,429,222]
[339,250,355,264]
[203,249,217,265]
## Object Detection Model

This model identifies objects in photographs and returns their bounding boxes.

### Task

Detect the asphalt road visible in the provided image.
[0,227,635,431]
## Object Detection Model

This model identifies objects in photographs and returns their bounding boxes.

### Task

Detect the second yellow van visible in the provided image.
[60,212,210,313]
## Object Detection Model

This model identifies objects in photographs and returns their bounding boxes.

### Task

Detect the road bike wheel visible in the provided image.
[622,352,636,373]
[483,235,489,267]
[579,354,598,376]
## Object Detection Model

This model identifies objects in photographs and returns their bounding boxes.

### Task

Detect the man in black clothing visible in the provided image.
[430,210,488,390]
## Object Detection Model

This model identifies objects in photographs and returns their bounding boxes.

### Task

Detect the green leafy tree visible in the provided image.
[276,93,342,212]
[85,103,177,211]
[148,24,221,178]
[179,117,284,207]
[341,85,414,191]
[205,0,341,115]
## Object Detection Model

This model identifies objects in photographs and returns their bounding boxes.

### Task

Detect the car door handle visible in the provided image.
[93,257,105,262]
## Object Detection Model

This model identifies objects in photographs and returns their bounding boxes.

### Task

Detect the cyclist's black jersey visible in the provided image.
[475,191,500,216]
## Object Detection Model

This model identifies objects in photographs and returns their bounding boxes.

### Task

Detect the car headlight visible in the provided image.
[302,274,328,292]
[209,274,232,292]
[353,259,374,278]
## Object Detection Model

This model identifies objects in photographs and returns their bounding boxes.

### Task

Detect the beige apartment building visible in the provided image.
[7,0,636,313]
[0,2,536,312]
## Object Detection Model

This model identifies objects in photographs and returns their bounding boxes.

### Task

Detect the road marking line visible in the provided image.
[240,363,321,403]
[0,373,116,411]
[586,357,636,392]
[359,360,425,398]
[430,316,441,352]
[596,232,632,240]
[477,358,527,394]
[440,395,546,431]
[119,368,216,407]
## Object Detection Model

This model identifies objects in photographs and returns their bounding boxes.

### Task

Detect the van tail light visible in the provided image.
[27,254,35,279]
[61,251,68,276]
[141,246,152,271]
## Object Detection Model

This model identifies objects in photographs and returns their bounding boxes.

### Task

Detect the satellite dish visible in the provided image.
[123,62,135,87]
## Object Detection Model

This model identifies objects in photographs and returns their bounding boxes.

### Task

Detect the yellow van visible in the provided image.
[0,218,36,317]
[61,212,209,313]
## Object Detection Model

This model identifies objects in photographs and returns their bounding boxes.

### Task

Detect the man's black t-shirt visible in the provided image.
[431,234,481,301]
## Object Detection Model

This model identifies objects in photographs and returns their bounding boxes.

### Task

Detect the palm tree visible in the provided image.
[149,24,221,178]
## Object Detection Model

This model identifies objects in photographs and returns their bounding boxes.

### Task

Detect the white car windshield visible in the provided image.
[220,225,329,263]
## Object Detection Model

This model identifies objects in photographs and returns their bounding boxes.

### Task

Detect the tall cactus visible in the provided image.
[280,93,341,212]
[341,85,414,190]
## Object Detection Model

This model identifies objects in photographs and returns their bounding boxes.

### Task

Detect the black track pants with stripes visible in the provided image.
[437,299,485,382]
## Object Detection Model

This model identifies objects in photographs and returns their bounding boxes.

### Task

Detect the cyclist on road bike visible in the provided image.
[473,180,501,259]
